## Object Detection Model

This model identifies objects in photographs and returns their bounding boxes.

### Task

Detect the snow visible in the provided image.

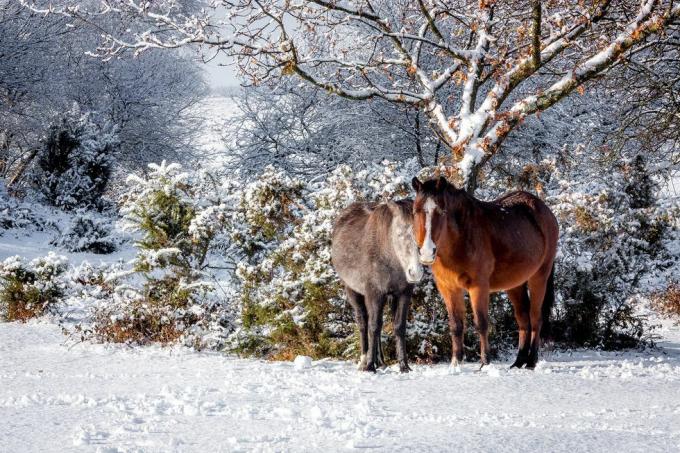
[293,355,313,370]
[2,320,680,452]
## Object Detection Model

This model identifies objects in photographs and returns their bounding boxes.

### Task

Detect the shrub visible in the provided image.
[51,213,120,254]
[549,155,672,348]
[34,106,117,211]
[91,161,232,348]
[490,152,678,350]
[0,253,68,322]
[0,182,42,231]
[651,282,680,324]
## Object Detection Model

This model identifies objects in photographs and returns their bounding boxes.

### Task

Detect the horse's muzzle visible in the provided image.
[419,257,435,266]
[406,267,424,283]
[419,245,436,265]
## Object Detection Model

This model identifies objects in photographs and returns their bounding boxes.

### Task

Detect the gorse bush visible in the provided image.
[34,106,117,211]
[551,155,672,348]
[0,253,68,322]
[651,282,680,325]
[91,162,232,348]
[500,152,677,349]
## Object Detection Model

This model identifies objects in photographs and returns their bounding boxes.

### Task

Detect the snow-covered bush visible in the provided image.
[0,253,68,322]
[34,106,117,211]
[65,155,677,359]
[228,161,457,361]
[0,182,42,231]
[51,213,120,254]
[92,162,232,348]
[501,152,678,349]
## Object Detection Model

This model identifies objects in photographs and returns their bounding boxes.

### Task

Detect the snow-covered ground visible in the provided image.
[2,319,680,452]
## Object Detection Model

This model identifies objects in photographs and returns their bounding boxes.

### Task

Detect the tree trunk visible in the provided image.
[465,164,480,194]
[6,148,38,190]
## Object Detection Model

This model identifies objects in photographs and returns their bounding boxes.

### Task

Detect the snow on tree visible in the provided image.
[223,79,443,176]
[25,0,680,190]
[1,1,207,190]
[33,105,118,211]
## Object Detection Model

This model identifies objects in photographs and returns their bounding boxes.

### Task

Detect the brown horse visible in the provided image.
[411,176,558,369]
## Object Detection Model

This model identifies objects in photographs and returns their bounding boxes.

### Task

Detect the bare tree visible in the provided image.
[223,79,442,176]
[1,1,208,189]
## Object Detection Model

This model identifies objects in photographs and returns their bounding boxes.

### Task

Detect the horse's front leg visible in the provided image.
[364,293,386,372]
[376,298,386,368]
[345,286,368,369]
[470,285,490,366]
[393,289,412,372]
[436,282,466,368]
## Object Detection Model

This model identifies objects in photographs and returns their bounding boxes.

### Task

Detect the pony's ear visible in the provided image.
[411,177,423,192]
[436,176,448,191]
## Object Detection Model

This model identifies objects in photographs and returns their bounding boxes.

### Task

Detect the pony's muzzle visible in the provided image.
[406,266,424,283]
[419,246,436,265]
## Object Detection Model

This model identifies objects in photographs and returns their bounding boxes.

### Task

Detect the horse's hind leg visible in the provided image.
[507,284,531,368]
[346,286,368,369]
[526,269,551,369]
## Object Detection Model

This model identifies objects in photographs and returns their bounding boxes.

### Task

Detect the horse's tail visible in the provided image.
[541,263,555,340]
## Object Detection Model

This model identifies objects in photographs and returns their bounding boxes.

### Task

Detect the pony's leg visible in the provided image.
[376,301,386,368]
[437,282,466,367]
[393,289,412,372]
[346,286,368,369]
[470,285,491,366]
[507,285,531,368]
[364,292,386,372]
[526,272,550,369]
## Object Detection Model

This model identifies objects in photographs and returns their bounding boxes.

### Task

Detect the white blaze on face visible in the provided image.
[420,198,438,264]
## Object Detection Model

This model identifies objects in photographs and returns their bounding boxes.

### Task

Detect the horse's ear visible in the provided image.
[411,177,423,192]
[436,176,448,191]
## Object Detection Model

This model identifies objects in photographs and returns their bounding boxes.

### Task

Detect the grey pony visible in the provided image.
[331,200,423,372]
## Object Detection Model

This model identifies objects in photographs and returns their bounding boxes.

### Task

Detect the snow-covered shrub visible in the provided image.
[229,161,459,361]
[92,162,232,348]
[34,106,117,211]
[51,213,120,254]
[0,182,42,231]
[522,153,677,348]
[0,253,68,322]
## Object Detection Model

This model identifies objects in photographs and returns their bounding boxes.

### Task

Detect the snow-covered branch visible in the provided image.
[18,0,680,191]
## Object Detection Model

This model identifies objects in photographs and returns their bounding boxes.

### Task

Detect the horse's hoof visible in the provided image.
[362,362,377,373]
[448,364,462,374]
[399,362,412,373]
[357,354,367,370]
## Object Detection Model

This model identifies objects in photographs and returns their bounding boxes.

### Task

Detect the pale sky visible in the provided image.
[201,51,240,89]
